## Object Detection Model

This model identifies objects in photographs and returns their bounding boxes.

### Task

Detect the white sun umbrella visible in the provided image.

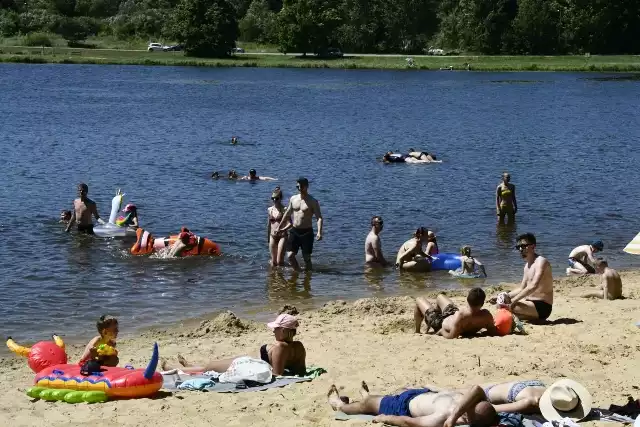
[623,232,640,254]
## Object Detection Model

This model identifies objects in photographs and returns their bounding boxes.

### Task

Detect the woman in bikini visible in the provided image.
[161,313,306,376]
[496,172,517,225]
[408,148,437,162]
[395,227,432,271]
[425,231,439,256]
[447,379,546,424]
[267,187,291,267]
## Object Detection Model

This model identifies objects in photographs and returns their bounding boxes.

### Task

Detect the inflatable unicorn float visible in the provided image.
[6,335,162,403]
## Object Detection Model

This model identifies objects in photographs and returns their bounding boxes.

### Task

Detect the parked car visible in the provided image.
[163,44,184,52]
[232,47,245,53]
[148,43,165,52]
[426,47,445,56]
[316,48,343,58]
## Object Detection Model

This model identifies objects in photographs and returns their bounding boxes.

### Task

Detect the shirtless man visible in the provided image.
[581,259,622,300]
[494,233,553,321]
[276,177,323,271]
[327,381,498,427]
[566,241,603,275]
[65,183,103,234]
[414,289,497,338]
[241,169,277,181]
[365,216,389,267]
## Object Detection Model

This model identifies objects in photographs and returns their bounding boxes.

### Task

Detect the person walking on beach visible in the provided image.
[327,381,498,427]
[496,172,517,225]
[414,288,497,338]
[581,259,622,300]
[275,177,323,271]
[65,183,104,234]
[365,216,389,267]
[493,233,553,321]
[566,240,603,275]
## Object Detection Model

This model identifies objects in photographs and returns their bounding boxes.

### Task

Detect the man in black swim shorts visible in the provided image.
[276,177,323,271]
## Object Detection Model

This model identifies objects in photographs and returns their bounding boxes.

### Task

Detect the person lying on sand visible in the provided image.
[161,314,306,376]
[566,241,603,275]
[491,233,553,322]
[328,381,498,427]
[452,380,546,417]
[396,227,432,271]
[414,289,497,338]
[581,259,622,300]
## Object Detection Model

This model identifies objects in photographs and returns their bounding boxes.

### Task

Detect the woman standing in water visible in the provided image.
[496,172,517,225]
[267,187,291,267]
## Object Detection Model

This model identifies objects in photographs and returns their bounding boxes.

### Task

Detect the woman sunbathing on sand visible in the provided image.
[450,380,546,417]
[161,314,306,376]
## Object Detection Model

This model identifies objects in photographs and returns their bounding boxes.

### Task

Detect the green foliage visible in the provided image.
[22,31,54,45]
[0,9,19,35]
[276,0,342,55]
[55,15,97,43]
[239,0,276,43]
[170,0,238,57]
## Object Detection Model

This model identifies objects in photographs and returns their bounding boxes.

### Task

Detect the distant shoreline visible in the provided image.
[1,46,640,71]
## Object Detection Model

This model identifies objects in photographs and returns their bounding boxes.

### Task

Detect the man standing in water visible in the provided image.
[276,177,323,271]
[65,183,104,234]
[495,233,553,321]
[365,216,389,267]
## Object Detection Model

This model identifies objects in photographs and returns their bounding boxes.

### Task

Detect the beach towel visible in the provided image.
[333,412,541,426]
[163,366,326,393]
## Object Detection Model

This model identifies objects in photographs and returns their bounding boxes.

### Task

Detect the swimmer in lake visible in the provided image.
[168,227,198,257]
[241,169,277,181]
[228,169,239,180]
[395,227,432,271]
[383,152,407,163]
[59,210,72,224]
[211,171,221,179]
[457,246,487,277]
[116,204,139,228]
[65,183,104,234]
[231,136,238,145]
[408,149,437,162]
[496,172,517,225]
[365,216,389,267]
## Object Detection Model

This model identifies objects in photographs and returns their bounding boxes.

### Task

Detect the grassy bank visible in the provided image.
[0,46,639,71]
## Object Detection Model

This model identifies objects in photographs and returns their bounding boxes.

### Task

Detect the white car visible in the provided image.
[427,47,445,56]
[147,43,165,52]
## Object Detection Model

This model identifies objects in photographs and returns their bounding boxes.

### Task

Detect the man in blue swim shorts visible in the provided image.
[328,381,498,427]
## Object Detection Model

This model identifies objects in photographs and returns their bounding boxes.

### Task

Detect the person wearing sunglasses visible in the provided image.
[267,187,291,267]
[365,216,389,267]
[496,172,517,225]
[566,240,604,275]
[275,177,323,271]
[492,233,553,321]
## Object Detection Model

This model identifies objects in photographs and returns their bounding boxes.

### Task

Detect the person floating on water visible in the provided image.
[241,169,277,181]
[231,136,238,145]
[395,227,432,271]
[383,151,407,163]
[327,381,498,427]
[78,314,119,368]
[496,172,517,225]
[59,210,71,224]
[580,258,622,300]
[211,171,220,179]
[454,245,487,277]
[167,227,198,257]
[408,149,437,162]
[490,233,553,321]
[65,183,104,234]
[267,187,291,267]
[116,204,139,228]
[228,169,239,180]
[566,240,603,275]
[365,216,389,267]
[414,288,497,338]
[275,177,323,271]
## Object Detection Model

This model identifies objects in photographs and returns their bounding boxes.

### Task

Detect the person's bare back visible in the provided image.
[441,306,495,338]
[582,260,622,300]
[365,231,382,263]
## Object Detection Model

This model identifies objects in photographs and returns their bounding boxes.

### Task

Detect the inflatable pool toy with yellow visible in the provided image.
[131,228,221,256]
[7,335,162,403]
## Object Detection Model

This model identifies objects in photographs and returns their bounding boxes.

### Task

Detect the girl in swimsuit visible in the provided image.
[459,246,487,277]
[425,231,439,256]
[161,314,306,376]
[267,187,291,267]
[395,227,432,271]
[496,172,517,225]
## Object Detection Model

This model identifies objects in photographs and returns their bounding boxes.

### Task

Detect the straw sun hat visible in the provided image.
[540,379,593,422]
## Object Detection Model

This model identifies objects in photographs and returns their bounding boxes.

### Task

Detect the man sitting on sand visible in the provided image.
[414,288,497,338]
[328,381,498,427]
[566,240,603,275]
[493,233,553,321]
[581,259,622,300]
[365,216,389,267]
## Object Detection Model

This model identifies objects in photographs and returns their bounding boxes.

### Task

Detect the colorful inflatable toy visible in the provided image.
[131,228,221,256]
[7,336,162,402]
[93,189,137,238]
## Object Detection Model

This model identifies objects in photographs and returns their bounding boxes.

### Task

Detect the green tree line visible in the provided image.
[1,0,639,56]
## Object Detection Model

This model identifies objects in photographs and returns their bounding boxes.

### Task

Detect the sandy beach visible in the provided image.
[1,272,638,427]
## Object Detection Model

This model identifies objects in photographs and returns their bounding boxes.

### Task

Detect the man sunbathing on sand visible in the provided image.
[581,259,622,300]
[492,233,553,321]
[414,288,497,338]
[328,381,498,427]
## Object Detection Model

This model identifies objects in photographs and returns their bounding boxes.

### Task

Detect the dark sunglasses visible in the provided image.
[515,243,532,250]
[271,197,281,201]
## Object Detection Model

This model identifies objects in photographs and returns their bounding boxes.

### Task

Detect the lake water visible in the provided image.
[1,64,640,341]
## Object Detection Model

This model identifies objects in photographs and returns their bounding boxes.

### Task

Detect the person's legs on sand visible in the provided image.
[436,293,454,311]
[328,385,383,415]
[511,300,541,321]
[414,297,433,333]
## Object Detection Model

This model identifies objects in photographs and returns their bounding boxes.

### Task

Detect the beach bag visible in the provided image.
[219,357,273,384]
